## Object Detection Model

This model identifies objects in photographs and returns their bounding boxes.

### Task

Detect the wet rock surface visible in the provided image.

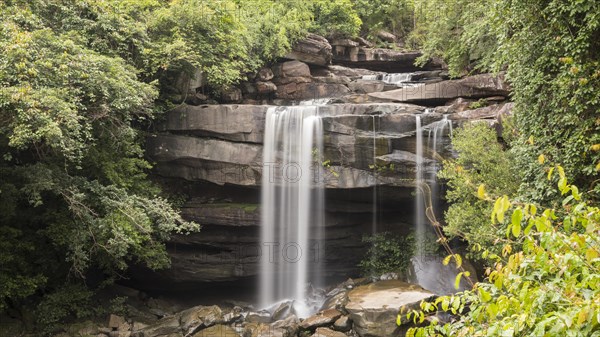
[46,279,438,337]
[345,281,433,337]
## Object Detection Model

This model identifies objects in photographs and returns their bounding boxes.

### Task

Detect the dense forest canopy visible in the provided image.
[1,0,599,336]
[0,0,317,326]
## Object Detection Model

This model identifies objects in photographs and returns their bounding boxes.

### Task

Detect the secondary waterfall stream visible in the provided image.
[260,106,325,317]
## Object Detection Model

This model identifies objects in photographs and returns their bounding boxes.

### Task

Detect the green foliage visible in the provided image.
[405,168,600,336]
[410,0,497,76]
[239,1,312,65]
[353,0,415,40]
[311,0,362,38]
[35,285,96,335]
[467,98,487,110]
[411,0,600,202]
[0,0,205,315]
[438,122,519,256]
[500,0,600,204]
[359,232,415,276]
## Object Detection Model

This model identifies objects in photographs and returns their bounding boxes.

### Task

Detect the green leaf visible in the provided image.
[571,185,581,200]
[478,287,492,302]
[511,208,523,237]
[558,177,569,194]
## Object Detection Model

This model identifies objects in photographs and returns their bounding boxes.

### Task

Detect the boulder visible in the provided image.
[192,325,240,337]
[376,31,396,43]
[284,34,332,66]
[108,315,127,330]
[271,316,300,337]
[244,316,300,337]
[257,68,274,81]
[434,97,475,114]
[271,301,296,322]
[245,311,272,324]
[300,309,342,330]
[135,315,180,337]
[369,73,510,104]
[345,280,433,337]
[348,80,385,94]
[354,37,373,48]
[180,305,224,335]
[174,68,206,96]
[273,61,312,78]
[221,88,243,103]
[333,316,352,332]
[256,81,277,94]
[311,327,347,337]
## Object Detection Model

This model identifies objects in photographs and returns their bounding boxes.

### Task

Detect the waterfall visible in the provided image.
[372,115,378,234]
[427,115,453,217]
[260,106,324,317]
[414,115,426,256]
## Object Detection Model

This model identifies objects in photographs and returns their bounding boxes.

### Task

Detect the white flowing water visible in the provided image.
[362,73,418,87]
[414,115,426,256]
[427,115,453,216]
[372,115,378,234]
[260,106,325,317]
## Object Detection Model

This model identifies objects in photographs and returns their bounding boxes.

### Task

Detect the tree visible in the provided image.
[0,0,200,314]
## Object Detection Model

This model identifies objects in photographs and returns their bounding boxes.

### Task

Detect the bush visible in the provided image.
[438,122,519,256]
[359,232,415,276]
[406,168,600,337]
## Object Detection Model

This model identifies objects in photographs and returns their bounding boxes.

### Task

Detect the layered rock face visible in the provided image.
[141,33,512,289]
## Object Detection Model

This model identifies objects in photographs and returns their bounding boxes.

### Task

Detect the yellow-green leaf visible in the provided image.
[586,248,599,263]
[538,154,545,164]
[478,288,492,302]
[511,209,523,237]
[443,254,452,266]
[547,166,555,180]
[477,184,486,200]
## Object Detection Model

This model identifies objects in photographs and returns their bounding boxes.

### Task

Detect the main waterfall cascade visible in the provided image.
[260,106,325,317]
[414,115,426,255]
